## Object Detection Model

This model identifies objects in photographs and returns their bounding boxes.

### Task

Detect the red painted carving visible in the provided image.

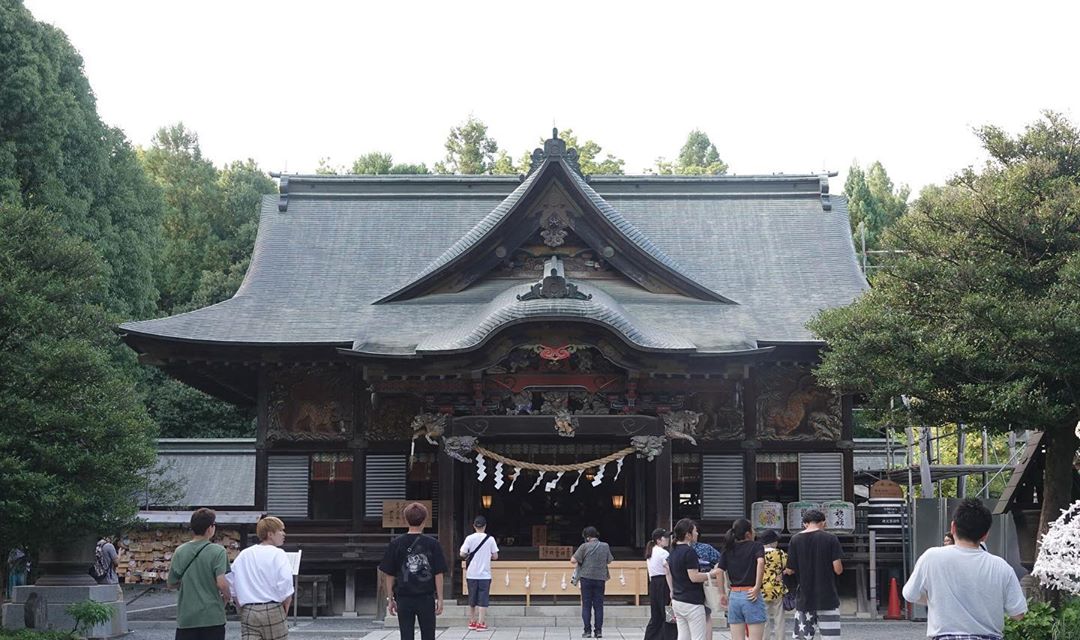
[486,374,623,394]
[537,344,572,362]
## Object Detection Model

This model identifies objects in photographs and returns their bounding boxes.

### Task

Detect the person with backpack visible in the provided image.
[167,508,231,640]
[379,502,448,640]
[92,536,120,586]
[571,526,614,638]
[758,531,787,640]
[459,515,499,631]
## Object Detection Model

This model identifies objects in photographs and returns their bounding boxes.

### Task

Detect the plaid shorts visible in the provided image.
[240,603,288,640]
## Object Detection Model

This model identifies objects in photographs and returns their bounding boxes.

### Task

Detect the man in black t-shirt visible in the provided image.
[785,509,843,639]
[379,503,448,640]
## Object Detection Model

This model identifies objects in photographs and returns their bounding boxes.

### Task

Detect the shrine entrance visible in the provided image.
[454,438,655,556]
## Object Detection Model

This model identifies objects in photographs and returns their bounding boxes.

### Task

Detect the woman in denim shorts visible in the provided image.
[717,519,766,640]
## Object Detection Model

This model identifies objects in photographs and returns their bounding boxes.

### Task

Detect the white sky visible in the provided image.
[22,0,1080,194]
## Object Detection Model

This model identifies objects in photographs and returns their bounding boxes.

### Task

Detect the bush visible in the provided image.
[1055,598,1080,640]
[63,600,113,635]
[0,631,76,640]
[1006,600,1056,640]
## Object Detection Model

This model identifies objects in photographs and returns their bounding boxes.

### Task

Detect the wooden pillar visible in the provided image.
[655,441,672,531]
[255,368,270,511]
[437,449,456,593]
[352,445,367,532]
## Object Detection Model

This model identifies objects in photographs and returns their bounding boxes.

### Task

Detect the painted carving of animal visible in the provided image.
[411,413,447,445]
[663,410,703,446]
[291,401,344,434]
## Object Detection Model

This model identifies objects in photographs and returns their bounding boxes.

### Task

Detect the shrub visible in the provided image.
[1005,600,1056,640]
[63,600,114,636]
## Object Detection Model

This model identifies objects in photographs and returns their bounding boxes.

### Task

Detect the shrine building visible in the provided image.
[119,132,867,601]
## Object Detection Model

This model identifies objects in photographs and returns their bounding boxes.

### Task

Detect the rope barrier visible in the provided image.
[473,445,635,473]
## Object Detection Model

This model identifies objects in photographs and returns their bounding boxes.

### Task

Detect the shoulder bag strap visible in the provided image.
[466,534,492,566]
[175,541,212,581]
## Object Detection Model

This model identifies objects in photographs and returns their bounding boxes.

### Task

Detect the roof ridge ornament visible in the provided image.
[517,256,593,302]
[528,128,583,177]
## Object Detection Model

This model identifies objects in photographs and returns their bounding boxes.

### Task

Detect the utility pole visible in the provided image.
[957,423,967,498]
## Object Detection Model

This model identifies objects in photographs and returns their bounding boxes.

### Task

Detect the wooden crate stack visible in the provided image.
[118,527,243,584]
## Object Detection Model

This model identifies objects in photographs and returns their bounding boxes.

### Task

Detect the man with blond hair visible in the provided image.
[379,502,447,640]
[228,516,295,640]
[168,508,231,640]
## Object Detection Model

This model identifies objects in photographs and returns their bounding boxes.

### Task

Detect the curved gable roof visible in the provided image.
[377,134,732,304]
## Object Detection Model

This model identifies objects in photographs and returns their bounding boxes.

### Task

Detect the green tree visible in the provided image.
[0,204,157,554]
[810,112,1080,538]
[435,116,500,175]
[656,130,728,175]
[351,152,394,175]
[140,123,222,313]
[139,127,269,438]
[350,152,429,175]
[0,1,163,318]
[315,157,342,175]
[515,129,626,176]
[844,161,910,251]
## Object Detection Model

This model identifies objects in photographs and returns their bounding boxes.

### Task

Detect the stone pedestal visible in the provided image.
[2,584,127,638]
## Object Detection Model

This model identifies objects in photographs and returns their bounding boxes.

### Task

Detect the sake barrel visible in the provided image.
[786,501,822,533]
[751,501,785,533]
[867,497,907,536]
[823,501,855,534]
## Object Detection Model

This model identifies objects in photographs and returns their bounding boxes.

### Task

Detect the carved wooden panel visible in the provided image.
[366,395,425,442]
[266,368,354,442]
[684,382,744,440]
[755,366,841,441]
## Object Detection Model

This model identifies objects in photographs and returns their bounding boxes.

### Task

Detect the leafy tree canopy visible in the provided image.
[810,112,1080,535]
[0,1,162,318]
[509,129,626,176]
[0,204,158,554]
[350,152,429,175]
[435,115,501,175]
[845,160,910,251]
[656,130,728,175]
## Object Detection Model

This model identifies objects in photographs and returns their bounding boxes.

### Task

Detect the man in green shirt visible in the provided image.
[168,508,232,640]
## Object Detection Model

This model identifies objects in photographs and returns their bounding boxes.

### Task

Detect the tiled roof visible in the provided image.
[119,168,867,356]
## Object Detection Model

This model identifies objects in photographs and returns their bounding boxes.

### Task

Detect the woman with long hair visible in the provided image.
[717,518,766,640]
[666,518,721,640]
[644,528,675,640]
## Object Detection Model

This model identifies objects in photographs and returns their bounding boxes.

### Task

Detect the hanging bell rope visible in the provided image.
[473,445,635,473]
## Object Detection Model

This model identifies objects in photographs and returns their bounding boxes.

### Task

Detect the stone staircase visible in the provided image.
[384,604,728,629]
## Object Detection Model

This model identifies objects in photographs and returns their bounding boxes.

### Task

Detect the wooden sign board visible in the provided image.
[531,525,548,547]
[381,500,433,529]
[539,545,574,560]
[870,479,904,499]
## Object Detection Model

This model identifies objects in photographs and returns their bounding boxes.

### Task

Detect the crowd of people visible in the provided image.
[3,497,1020,640]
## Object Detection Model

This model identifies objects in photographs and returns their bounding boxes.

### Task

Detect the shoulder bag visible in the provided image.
[703,573,723,613]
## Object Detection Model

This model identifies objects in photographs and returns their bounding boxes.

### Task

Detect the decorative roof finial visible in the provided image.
[528,128,582,177]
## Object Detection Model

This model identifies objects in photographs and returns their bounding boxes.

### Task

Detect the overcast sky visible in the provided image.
[22,0,1080,194]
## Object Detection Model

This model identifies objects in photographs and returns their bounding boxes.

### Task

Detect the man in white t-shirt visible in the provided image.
[459,515,499,630]
[903,498,1027,640]
[228,516,295,640]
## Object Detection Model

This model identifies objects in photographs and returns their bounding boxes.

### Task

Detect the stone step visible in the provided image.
[385,615,726,629]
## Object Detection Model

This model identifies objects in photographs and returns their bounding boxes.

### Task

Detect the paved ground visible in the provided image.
[126,619,930,640]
